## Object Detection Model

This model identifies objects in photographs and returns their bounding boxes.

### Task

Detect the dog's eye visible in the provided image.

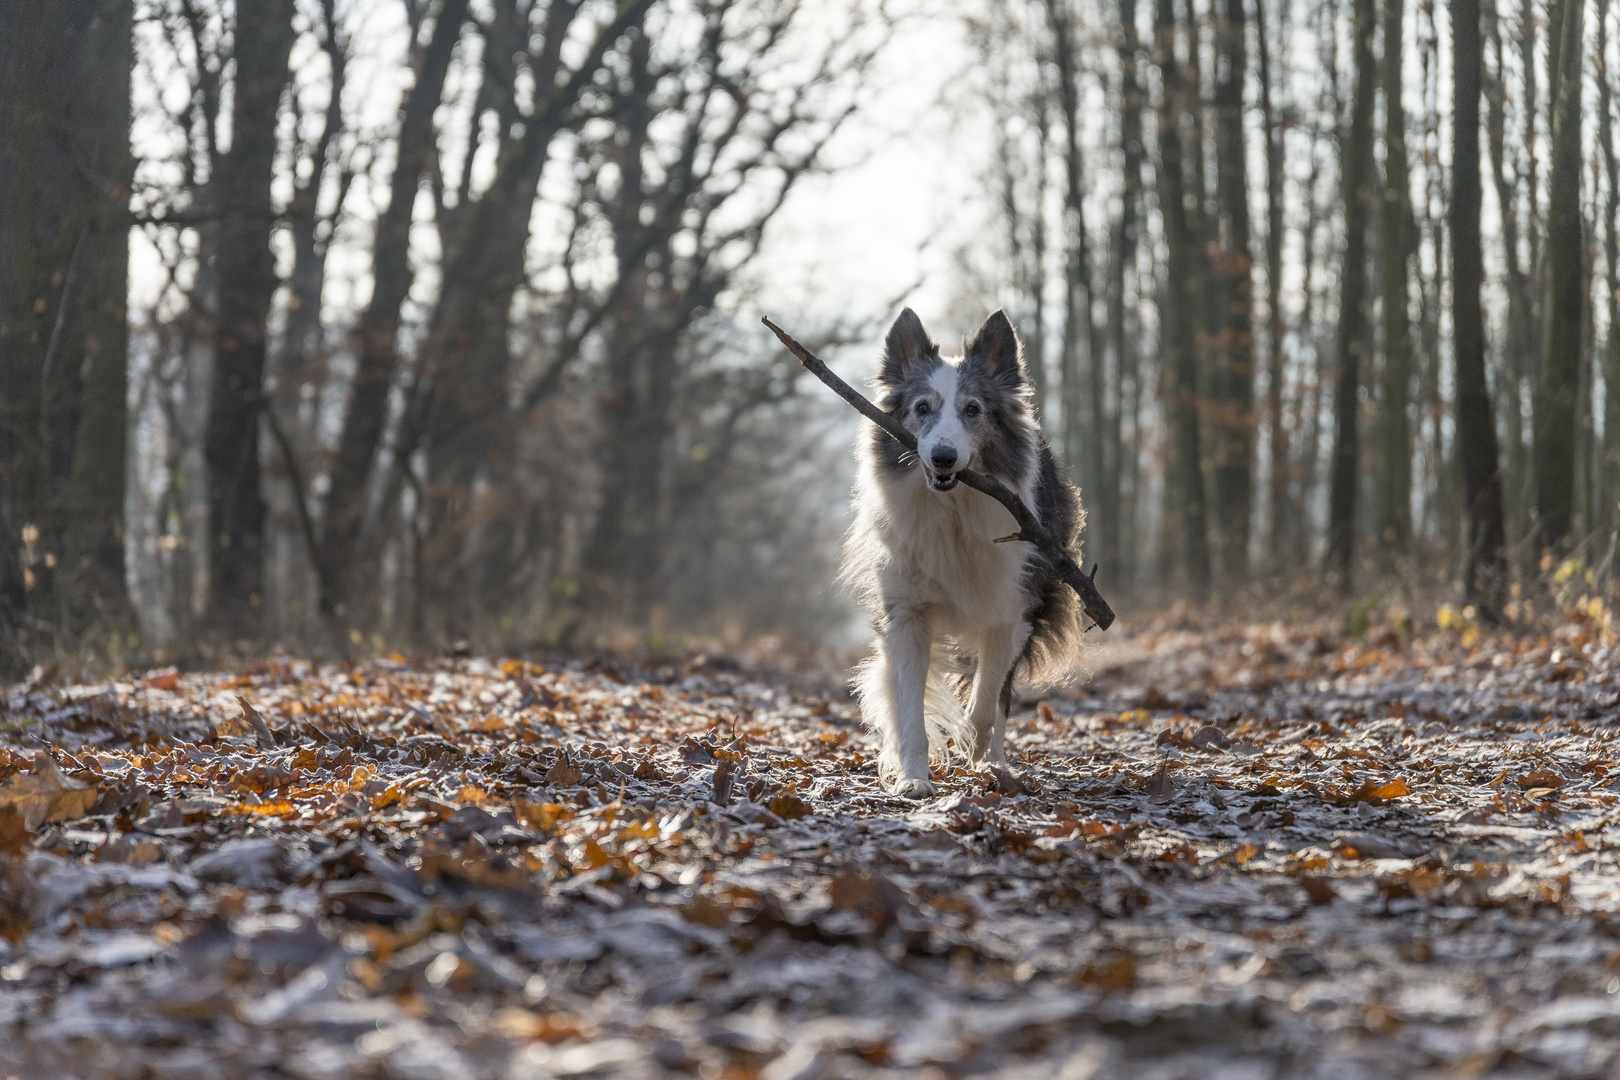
[964,402,981,419]
[915,401,931,416]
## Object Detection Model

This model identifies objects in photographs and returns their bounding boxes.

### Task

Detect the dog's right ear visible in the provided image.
[881,308,936,384]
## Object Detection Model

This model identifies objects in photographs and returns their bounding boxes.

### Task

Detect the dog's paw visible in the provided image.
[892,777,938,800]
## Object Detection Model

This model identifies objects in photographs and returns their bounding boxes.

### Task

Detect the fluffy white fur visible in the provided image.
[842,345,1050,799]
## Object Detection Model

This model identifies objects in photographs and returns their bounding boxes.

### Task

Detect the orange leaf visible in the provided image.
[143,669,179,691]
[768,793,811,820]
[456,785,499,807]
[513,798,573,832]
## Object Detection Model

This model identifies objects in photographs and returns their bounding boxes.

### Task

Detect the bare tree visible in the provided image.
[1325,0,1378,583]
[0,0,133,669]
[1453,0,1509,612]
[1535,0,1585,549]
[1377,0,1414,556]
[1153,0,1210,592]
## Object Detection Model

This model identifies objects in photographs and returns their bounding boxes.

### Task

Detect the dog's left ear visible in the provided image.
[964,309,1026,388]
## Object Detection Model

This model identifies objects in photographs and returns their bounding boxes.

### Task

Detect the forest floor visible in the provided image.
[5,603,1620,1079]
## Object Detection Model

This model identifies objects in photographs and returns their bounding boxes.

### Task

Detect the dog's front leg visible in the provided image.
[884,605,936,798]
[967,622,1027,764]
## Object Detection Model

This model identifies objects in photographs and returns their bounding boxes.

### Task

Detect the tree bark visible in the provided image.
[1325,0,1378,584]
[1153,0,1210,592]
[1255,0,1290,567]
[317,0,469,617]
[1047,0,1109,573]
[1209,0,1255,580]
[1108,0,1145,585]
[1452,0,1509,612]
[1535,0,1584,550]
[1599,0,1620,552]
[1377,0,1414,555]
[0,0,132,667]
[204,0,297,632]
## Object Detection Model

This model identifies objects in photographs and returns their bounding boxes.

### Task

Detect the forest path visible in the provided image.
[3,612,1620,1078]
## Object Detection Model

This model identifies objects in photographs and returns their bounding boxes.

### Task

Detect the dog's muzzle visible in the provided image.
[925,468,960,492]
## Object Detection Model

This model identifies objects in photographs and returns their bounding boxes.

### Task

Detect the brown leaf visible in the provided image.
[0,805,30,856]
[235,696,276,745]
[0,753,99,830]
[679,737,718,765]
[768,793,811,820]
[986,765,1038,796]
[1191,725,1231,751]
[25,662,58,691]
[513,798,573,833]
[1517,769,1566,790]
[1331,833,1402,860]
[1078,947,1137,991]
[545,754,584,787]
[828,866,907,929]
[1299,876,1337,905]
[710,757,737,806]
[1146,762,1176,802]
[143,668,179,691]
[1346,777,1410,802]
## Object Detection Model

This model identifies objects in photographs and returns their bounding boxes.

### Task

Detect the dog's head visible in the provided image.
[877,308,1031,492]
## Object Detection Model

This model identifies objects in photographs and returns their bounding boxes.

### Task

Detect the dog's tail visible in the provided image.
[854,642,974,782]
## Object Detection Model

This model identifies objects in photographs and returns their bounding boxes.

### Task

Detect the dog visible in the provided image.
[841,308,1085,798]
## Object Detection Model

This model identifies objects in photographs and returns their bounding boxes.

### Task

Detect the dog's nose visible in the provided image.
[930,447,958,472]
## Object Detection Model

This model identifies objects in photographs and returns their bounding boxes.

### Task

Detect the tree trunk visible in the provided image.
[1255,0,1290,567]
[1485,4,1534,552]
[1209,0,1255,580]
[1535,0,1584,550]
[1325,0,1378,584]
[1047,0,1109,573]
[1108,0,1146,585]
[0,0,132,668]
[1154,0,1210,592]
[204,0,297,632]
[1599,0,1620,554]
[317,0,469,617]
[1452,0,1509,612]
[1377,0,1414,556]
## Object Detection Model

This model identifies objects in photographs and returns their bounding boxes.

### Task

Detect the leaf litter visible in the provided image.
[3,614,1620,1077]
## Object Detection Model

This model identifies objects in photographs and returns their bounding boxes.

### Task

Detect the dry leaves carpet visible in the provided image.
[5,610,1620,1079]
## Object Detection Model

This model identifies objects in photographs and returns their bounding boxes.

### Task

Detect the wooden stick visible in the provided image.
[763,317,1116,631]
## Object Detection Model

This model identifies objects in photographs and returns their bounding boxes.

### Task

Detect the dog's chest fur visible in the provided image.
[856,465,1035,632]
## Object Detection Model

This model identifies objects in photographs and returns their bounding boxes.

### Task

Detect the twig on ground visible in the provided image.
[763,316,1116,631]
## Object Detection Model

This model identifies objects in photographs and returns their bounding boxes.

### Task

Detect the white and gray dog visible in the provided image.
[842,308,1085,798]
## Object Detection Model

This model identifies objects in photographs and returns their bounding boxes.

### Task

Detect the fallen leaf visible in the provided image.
[143,668,179,691]
[0,805,30,855]
[0,753,99,830]
[1347,777,1410,802]
[235,696,276,745]
[1146,762,1176,802]
[710,757,737,806]
[1299,876,1337,905]
[1078,947,1137,991]
[513,798,573,832]
[768,793,811,820]
[545,755,584,787]
[1517,770,1565,790]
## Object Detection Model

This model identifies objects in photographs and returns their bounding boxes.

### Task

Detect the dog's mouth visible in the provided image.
[925,469,960,492]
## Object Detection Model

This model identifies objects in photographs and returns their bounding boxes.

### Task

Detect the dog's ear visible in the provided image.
[964,309,1026,388]
[881,308,936,384]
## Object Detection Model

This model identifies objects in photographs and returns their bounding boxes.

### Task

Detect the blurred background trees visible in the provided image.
[8,0,1620,671]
